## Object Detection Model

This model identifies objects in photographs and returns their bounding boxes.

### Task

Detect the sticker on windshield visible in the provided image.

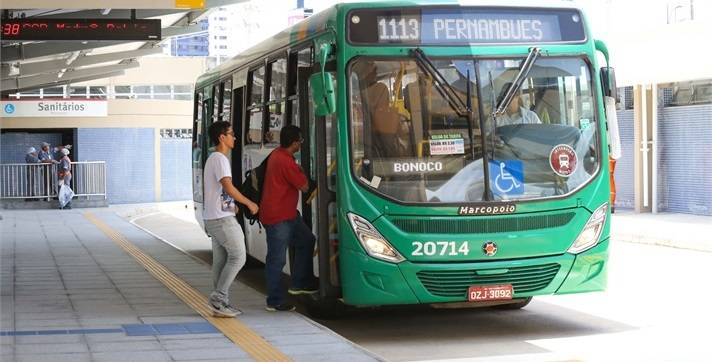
[549,144,578,177]
[430,138,464,155]
[489,160,524,197]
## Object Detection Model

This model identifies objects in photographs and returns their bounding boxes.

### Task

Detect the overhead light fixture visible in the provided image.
[101,9,112,15]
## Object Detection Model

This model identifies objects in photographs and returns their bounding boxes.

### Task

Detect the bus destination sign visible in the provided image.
[349,7,585,45]
[1,19,161,41]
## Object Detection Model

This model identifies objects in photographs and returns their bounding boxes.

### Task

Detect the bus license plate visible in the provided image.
[468,284,513,302]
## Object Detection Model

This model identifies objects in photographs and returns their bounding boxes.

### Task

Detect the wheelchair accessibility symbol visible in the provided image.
[489,160,524,197]
[4,104,15,114]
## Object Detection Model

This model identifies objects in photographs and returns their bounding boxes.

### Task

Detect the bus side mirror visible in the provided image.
[310,72,336,116]
[600,66,617,102]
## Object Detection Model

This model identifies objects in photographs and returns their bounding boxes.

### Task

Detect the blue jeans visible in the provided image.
[204,216,246,305]
[265,215,316,306]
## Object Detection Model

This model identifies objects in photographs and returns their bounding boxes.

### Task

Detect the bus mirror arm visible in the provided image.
[311,43,337,116]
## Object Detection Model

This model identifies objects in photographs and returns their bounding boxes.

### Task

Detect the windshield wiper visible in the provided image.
[494,47,541,115]
[411,48,470,118]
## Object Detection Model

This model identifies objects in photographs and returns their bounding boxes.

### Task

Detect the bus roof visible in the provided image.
[195,0,585,88]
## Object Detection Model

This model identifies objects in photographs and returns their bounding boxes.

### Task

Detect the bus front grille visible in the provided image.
[416,263,561,298]
[391,213,575,234]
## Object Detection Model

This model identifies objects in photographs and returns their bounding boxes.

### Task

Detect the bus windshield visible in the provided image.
[349,56,599,203]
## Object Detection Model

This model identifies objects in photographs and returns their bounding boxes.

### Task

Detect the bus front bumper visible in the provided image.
[340,239,609,306]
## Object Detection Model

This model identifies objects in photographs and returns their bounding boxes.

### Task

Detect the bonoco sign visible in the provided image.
[1,100,108,117]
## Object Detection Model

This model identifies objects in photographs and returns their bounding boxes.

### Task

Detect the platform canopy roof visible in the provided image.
[1,0,247,94]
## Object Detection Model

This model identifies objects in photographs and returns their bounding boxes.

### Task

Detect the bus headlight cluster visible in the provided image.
[568,203,608,254]
[347,213,405,263]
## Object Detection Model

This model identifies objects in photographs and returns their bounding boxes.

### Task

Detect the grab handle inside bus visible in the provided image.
[311,43,336,116]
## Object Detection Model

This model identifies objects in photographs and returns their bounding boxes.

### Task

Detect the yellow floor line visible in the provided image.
[84,212,290,362]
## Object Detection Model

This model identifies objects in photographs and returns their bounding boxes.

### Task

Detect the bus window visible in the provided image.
[266,58,287,145]
[212,84,221,123]
[266,102,284,146]
[270,58,287,101]
[246,68,265,145]
[249,67,265,107]
[288,47,313,126]
[222,79,232,122]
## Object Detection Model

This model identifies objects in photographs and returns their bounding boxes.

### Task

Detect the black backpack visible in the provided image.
[238,154,270,222]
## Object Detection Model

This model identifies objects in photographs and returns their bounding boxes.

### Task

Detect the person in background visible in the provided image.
[57,148,72,209]
[38,142,57,164]
[260,125,318,312]
[53,144,72,160]
[25,147,40,200]
[495,83,542,127]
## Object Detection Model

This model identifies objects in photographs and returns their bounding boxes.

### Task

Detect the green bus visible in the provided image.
[192,1,620,314]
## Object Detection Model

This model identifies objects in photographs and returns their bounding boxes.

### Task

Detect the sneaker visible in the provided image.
[224,303,243,316]
[288,286,319,295]
[265,303,296,312]
[210,301,238,317]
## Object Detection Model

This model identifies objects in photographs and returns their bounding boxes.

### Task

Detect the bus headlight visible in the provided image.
[568,203,608,254]
[347,213,405,263]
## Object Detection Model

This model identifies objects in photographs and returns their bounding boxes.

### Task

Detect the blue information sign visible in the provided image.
[489,160,524,197]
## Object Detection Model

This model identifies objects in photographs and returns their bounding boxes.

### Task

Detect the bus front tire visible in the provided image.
[304,295,348,320]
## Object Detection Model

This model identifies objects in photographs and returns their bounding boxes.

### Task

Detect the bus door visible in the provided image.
[301,61,340,297]
[231,86,245,225]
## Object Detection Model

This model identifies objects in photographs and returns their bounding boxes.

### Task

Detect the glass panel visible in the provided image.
[326,112,337,192]
[213,85,221,121]
[192,92,205,203]
[115,85,131,94]
[250,67,265,106]
[133,85,151,94]
[270,58,287,101]
[175,94,193,101]
[266,102,285,146]
[43,87,64,97]
[350,58,482,203]
[290,100,299,126]
[478,57,599,201]
[154,94,171,100]
[222,79,232,122]
[153,85,171,93]
[70,86,86,97]
[173,85,192,93]
[247,108,263,144]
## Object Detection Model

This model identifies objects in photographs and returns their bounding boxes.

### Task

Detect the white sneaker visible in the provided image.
[210,301,238,317]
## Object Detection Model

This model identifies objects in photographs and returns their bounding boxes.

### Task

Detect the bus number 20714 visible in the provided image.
[412,241,470,256]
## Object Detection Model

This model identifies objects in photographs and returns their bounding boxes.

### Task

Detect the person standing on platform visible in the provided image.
[203,120,259,317]
[260,125,318,312]
[25,147,40,199]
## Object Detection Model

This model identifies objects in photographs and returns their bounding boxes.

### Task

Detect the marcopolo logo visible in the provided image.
[4,103,15,114]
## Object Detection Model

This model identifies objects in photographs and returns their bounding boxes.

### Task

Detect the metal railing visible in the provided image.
[0,162,107,200]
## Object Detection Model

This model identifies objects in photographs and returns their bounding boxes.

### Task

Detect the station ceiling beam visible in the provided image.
[1,41,129,63]
[2,61,139,92]
[2,48,162,79]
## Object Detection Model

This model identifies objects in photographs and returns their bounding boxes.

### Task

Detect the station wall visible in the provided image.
[614,110,635,210]
[0,132,62,163]
[656,105,712,216]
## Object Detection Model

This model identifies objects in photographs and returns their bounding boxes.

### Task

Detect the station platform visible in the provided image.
[0,208,379,362]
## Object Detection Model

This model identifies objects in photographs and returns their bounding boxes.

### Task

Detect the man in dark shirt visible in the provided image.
[260,125,317,312]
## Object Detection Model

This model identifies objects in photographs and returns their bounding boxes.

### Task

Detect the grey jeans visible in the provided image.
[204,216,246,304]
